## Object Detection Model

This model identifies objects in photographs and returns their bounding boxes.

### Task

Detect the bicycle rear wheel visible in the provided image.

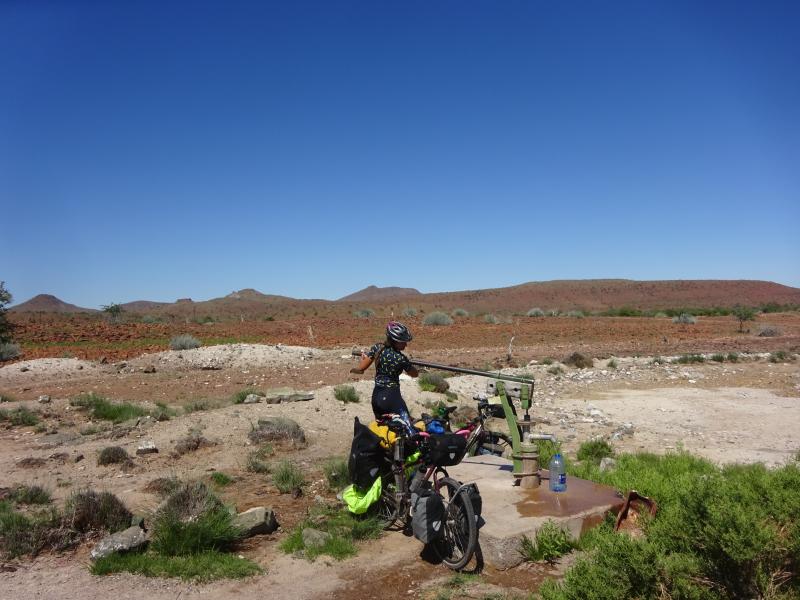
[432,476,477,570]
[369,471,404,530]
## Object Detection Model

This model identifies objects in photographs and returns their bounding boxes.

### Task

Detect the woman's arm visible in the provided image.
[349,353,374,375]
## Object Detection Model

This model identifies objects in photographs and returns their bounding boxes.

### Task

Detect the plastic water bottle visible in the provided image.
[549,453,567,492]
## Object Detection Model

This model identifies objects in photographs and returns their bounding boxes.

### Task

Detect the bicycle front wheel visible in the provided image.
[433,476,477,570]
[369,471,404,530]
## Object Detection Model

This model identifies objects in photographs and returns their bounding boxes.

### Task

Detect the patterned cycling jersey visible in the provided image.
[368,343,412,388]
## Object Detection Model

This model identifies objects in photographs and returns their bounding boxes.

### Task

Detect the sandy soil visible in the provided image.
[1,343,799,599]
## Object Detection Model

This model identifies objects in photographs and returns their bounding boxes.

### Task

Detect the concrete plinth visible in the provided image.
[447,455,624,569]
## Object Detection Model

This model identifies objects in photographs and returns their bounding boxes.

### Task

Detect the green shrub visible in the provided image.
[272,460,305,494]
[727,352,739,362]
[334,385,359,403]
[483,314,499,324]
[402,307,417,317]
[353,309,375,318]
[152,507,243,556]
[0,393,14,402]
[423,312,453,326]
[547,365,564,376]
[0,342,21,362]
[141,315,162,324]
[280,506,382,560]
[607,359,618,369]
[757,326,781,337]
[418,372,449,393]
[555,453,800,600]
[9,485,52,505]
[97,446,131,466]
[527,308,545,317]
[564,352,593,369]
[169,334,201,350]
[0,501,66,558]
[672,313,696,324]
[323,457,350,491]
[91,550,261,582]
[451,308,469,317]
[210,472,233,487]
[769,350,794,363]
[711,353,726,362]
[520,520,575,563]
[566,310,585,319]
[184,399,214,413]
[651,356,666,365]
[0,406,39,426]
[541,357,554,365]
[674,354,705,364]
[152,402,177,421]
[65,489,132,533]
[577,440,613,465]
[70,393,147,423]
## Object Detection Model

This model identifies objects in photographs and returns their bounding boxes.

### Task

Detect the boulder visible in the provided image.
[599,457,617,472]
[233,507,279,537]
[301,528,331,549]
[143,365,156,374]
[38,395,51,404]
[265,387,314,403]
[90,525,148,561]
[243,394,262,404]
[136,441,159,455]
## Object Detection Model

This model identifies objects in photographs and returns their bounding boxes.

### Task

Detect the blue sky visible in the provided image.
[2,1,798,308]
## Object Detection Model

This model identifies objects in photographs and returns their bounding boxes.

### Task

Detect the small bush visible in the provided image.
[451,308,469,317]
[140,315,162,324]
[564,352,593,369]
[758,326,782,337]
[541,357,554,365]
[0,406,39,426]
[566,310,585,319]
[423,312,453,326]
[520,520,574,563]
[548,365,564,375]
[151,402,177,421]
[169,334,201,350]
[157,482,223,523]
[527,308,545,317]
[577,440,613,465]
[0,393,14,402]
[711,353,726,362]
[674,354,705,364]
[248,417,306,447]
[672,313,696,324]
[418,372,450,393]
[91,550,261,582]
[174,433,214,455]
[152,506,242,556]
[144,477,181,497]
[769,350,794,363]
[0,342,21,362]
[607,359,618,369]
[402,307,417,317]
[65,489,132,533]
[651,356,666,365]
[353,309,375,318]
[10,485,52,505]
[272,460,305,494]
[70,393,147,423]
[727,352,739,362]
[184,399,215,413]
[246,445,274,474]
[210,472,233,487]
[0,501,66,558]
[231,388,261,404]
[323,457,350,491]
[97,446,131,466]
[334,385,359,403]
[483,313,499,324]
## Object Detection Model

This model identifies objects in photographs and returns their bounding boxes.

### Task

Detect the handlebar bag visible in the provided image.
[411,489,444,544]
[425,433,467,467]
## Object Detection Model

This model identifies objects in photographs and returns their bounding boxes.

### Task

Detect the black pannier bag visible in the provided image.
[425,433,467,467]
[463,483,484,528]
[411,489,445,544]
[348,417,387,489]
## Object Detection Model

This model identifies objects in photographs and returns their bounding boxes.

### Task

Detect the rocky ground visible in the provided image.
[1,343,799,599]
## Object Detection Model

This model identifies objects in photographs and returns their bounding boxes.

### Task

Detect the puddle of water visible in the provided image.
[515,471,623,519]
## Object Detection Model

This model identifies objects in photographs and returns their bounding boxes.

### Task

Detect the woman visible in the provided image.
[351,321,419,421]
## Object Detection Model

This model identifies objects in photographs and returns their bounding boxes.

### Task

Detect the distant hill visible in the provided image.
[10,294,96,313]
[339,285,422,302]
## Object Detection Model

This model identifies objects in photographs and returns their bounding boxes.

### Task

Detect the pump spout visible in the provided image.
[526,433,558,444]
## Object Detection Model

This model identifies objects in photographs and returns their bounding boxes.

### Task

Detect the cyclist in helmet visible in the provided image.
[351,321,419,422]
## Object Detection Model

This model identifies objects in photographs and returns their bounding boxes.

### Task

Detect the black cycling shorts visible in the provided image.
[371,385,410,420]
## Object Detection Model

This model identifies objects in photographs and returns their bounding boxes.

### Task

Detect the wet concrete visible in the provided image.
[447,455,624,569]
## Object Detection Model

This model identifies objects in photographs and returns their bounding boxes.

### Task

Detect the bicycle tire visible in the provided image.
[432,476,477,570]
[475,431,513,458]
[369,471,405,530]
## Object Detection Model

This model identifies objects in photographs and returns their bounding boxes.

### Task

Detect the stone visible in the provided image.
[136,441,159,455]
[143,365,156,374]
[301,528,331,549]
[20,366,30,372]
[38,395,51,404]
[233,507,279,537]
[74,454,84,463]
[265,387,314,403]
[243,394,262,404]
[90,526,148,561]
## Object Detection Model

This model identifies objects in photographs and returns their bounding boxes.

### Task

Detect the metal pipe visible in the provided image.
[527,433,558,444]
